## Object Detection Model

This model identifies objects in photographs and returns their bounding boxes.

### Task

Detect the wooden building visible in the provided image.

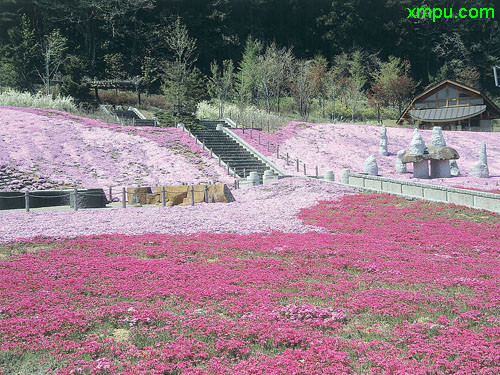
[397,80,500,130]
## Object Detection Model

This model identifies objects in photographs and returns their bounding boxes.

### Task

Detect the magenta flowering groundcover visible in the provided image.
[0,107,232,190]
[1,194,499,374]
[233,122,500,191]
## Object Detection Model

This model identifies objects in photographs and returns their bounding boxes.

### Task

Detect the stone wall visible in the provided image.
[342,171,500,213]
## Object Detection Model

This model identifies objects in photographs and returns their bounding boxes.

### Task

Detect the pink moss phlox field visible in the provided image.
[0,107,232,189]
[233,122,500,191]
[0,178,355,243]
[1,194,499,373]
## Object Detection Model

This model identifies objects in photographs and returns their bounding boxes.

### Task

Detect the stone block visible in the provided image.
[154,186,189,206]
[423,187,448,202]
[127,187,152,205]
[413,160,429,178]
[146,193,161,205]
[208,184,235,203]
[473,195,500,213]
[402,184,424,198]
[364,178,383,191]
[385,181,403,194]
[181,188,206,205]
[70,189,107,209]
[448,191,474,207]
[349,175,365,188]
[430,159,451,178]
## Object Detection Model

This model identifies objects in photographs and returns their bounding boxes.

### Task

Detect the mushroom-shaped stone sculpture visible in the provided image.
[402,145,459,178]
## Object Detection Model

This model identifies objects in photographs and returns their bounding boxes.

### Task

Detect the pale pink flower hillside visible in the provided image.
[0,178,355,243]
[0,107,232,190]
[234,122,500,191]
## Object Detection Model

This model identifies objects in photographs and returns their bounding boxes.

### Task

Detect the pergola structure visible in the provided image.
[397,80,500,130]
[84,77,143,105]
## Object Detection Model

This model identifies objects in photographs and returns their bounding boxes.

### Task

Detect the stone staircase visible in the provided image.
[192,121,270,179]
[113,108,157,126]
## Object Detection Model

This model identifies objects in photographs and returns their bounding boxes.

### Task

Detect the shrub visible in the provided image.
[93,89,170,110]
[0,89,76,112]
[154,111,205,130]
[196,101,290,131]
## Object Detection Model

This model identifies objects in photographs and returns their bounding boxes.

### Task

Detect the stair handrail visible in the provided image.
[220,120,287,176]
[178,123,239,178]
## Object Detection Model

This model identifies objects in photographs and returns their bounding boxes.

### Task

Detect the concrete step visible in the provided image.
[114,110,140,119]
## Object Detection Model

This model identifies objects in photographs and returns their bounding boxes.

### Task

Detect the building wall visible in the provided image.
[480,120,492,131]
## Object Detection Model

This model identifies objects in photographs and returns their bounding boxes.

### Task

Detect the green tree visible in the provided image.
[236,36,262,107]
[162,17,197,114]
[37,29,68,95]
[265,42,294,113]
[103,52,128,80]
[290,59,322,120]
[6,14,39,91]
[310,54,328,118]
[373,56,418,116]
[60,55,92,105]
[208,59,234,118]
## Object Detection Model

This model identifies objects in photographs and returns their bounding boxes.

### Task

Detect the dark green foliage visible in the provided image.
[0,56,18,88]
[154,111,206,131]
[5,14,39,91]
[0,0,498,99]
[60,55,94,106]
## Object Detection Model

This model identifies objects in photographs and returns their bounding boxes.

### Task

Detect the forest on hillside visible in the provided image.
[0,0,499,121]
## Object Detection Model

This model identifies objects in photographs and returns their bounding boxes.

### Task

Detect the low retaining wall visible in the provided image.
[0,189,107,210]
[343,171,500,213]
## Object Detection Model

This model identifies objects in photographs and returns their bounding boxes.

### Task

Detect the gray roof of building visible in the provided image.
[409,105,486,122]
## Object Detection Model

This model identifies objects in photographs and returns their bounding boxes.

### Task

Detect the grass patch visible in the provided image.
[0,350,67,374]
[0,240,60,258]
